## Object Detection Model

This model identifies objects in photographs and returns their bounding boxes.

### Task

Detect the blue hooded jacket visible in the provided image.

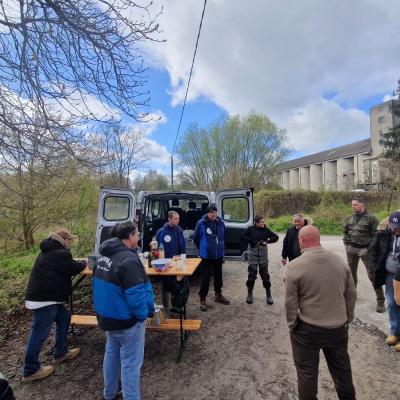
[156,223,186,258]
[93,237,155,331]
[193,215,225,259]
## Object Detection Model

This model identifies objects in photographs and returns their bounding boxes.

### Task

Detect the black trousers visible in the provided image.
[246,263,271,289]
[290,320,356,400]
[198,258,223,299]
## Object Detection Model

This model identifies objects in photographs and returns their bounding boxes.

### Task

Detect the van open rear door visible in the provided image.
[215,188,254,259]
[95,187,136,254]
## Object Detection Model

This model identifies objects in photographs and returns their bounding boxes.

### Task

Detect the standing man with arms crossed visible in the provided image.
[93,222,154,400]
[343,197,384,312]
[193,203,230,311]
[285,225,357,400]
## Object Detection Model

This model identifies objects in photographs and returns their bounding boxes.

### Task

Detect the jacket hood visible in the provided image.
[40,233,67,252]
[162,222,183,232]
[99,237,131,257]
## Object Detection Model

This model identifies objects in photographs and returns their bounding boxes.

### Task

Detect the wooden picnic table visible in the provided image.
[71,257,202,362]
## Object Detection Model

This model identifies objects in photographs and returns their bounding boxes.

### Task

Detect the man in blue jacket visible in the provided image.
[156,211,186,311]
[93,222,154,400]
[193,203,230,311]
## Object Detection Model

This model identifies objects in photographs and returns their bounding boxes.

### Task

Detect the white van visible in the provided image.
[95,188,254,259]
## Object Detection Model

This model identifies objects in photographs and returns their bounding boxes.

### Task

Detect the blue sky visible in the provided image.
[133,0,400,176]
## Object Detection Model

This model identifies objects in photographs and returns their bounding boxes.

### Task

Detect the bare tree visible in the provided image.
[0,0,161,155]
[0,120,84,249]
[94,123,149,188]
[133,169,169,191]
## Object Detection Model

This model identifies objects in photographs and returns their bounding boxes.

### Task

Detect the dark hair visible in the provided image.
[352,197,365,204]
[254,214,264,224]
[110,221,137,239]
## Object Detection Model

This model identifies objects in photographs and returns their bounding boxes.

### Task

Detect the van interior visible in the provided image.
[141,192,210,255]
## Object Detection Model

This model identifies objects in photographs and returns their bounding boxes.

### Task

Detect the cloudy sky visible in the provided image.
[134,0,400,173]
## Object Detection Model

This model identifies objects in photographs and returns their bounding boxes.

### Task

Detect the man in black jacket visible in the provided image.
[22,230,86,382]
[241,215,279,305]
[281,214,307,265]
[369,211,400,349]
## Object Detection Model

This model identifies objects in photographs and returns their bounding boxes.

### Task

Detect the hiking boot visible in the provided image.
[246,287,253,304]
[215,293,230,305]
[53,348,80,364]
[385,335,399,346]
[394,343,400,352]
[200,298,208,312]
[376,299,385,313]
[266,289,273,305]
[22,365,55,383]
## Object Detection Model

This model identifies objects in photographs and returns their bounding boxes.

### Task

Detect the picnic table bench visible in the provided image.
[70,257,202,362]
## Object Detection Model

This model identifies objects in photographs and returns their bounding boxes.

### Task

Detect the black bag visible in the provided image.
[170,277,190,309]
[0,375,14,400]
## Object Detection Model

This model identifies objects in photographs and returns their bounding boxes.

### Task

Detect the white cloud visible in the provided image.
[143,0,400,154]
[285,99,369,153]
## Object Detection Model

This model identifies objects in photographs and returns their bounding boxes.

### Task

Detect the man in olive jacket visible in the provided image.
[343,197,384,312]
[23,230,86,382]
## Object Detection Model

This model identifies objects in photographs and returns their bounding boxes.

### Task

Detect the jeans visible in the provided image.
[103,322,145,400]
[290,320,356,400]
[385,273,400,336]
[246,263,271,289]
[23,304,70,377]
[198,258,223,299]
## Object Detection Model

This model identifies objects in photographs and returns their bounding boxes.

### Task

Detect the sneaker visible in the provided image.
[22,365,55,383]
[394,343,400,352]
[200,298,208,312]
[385,335,399,346]
[215,293,230,305]
[53,348,80,364]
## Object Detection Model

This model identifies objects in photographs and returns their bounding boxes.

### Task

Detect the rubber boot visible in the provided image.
[246,287,253,304]
[375,287,385,313]
[266,288,273,305]
[161,290,170,313]
[200,297,208,312]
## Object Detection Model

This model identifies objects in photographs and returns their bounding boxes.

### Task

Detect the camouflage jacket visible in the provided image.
[343,211,378,248]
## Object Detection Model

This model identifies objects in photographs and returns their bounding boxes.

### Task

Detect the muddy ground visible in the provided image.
[2,235,400,399]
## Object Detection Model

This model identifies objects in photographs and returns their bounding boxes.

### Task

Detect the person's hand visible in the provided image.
[262,241,268,246]
[281,259,287,266]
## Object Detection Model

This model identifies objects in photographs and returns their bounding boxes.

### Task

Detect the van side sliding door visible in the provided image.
[215,188,254,259]
[95,188,136,254]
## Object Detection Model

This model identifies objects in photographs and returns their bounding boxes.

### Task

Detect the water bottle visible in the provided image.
[159,242,165,259]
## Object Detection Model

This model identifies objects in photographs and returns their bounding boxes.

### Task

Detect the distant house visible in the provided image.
[276,99,400,191]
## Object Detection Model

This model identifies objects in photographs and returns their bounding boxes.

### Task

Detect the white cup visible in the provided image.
[179,254,186,271]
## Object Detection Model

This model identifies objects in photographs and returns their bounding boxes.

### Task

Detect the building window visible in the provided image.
[378,106,383,111]
[378,116,384,123]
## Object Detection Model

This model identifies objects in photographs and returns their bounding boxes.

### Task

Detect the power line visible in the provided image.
[170,0,208,155]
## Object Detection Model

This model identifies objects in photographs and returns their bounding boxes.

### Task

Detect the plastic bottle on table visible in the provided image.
[159,242,165,259]
[150,237,159,261]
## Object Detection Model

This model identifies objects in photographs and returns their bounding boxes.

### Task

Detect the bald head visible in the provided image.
[298,225,321,250]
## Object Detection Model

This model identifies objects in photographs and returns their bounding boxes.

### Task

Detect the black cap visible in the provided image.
[389,211,400,230]
[206,203,218,213]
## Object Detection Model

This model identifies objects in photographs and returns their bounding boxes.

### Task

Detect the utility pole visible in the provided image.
[170,156,174,191]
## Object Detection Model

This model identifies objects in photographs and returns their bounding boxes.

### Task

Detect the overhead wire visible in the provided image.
[170,0,208,156]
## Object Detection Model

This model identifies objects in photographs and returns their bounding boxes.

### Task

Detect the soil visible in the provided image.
[1,236,400,400]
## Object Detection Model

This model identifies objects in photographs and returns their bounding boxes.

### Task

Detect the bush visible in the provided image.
[255,190,321,218]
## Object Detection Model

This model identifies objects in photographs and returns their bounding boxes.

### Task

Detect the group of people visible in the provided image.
[20,197,400,400]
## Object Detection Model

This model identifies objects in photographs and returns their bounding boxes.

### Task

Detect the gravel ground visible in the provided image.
[2,235,400,399]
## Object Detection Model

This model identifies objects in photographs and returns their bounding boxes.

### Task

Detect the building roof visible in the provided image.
[276,138,371,172]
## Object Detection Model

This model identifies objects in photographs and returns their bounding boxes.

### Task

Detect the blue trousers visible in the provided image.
[23,304,70,377]
[103,322,145,400]
[385,273,400,336]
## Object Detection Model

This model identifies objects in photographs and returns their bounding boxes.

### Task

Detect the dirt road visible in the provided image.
[3,235,400,399]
